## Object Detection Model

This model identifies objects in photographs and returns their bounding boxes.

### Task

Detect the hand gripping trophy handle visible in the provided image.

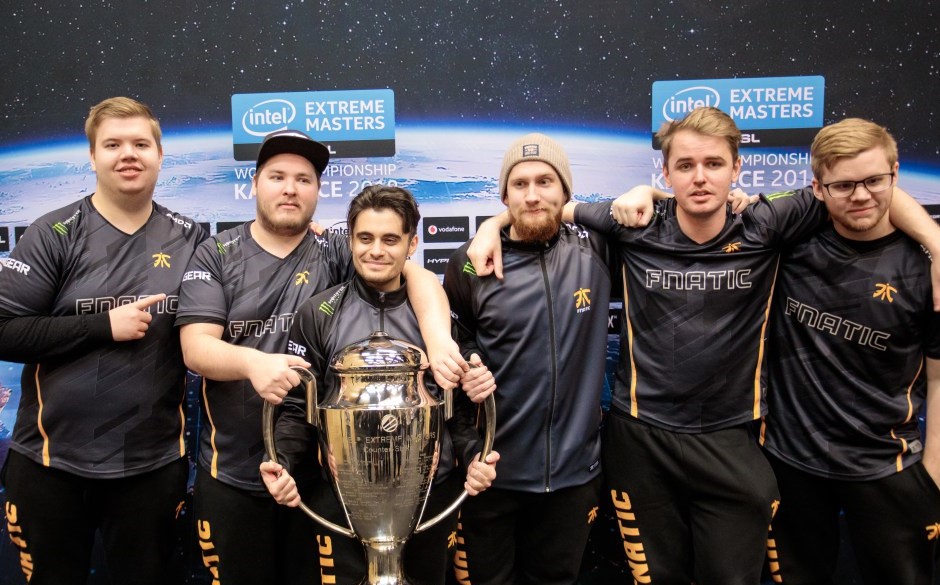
[262,367,355,537]
[261,365,496,538]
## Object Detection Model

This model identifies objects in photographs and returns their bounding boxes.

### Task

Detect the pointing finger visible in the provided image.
[132,293,168,309]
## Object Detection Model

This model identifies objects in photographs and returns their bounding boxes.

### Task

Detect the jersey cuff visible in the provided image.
[85,311,114,342]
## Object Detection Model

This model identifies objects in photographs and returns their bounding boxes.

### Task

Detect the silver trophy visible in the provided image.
[263,330,495,585]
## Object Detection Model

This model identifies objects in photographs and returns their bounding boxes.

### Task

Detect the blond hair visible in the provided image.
[811,118,898,179]
[85,97,162,151]
[656,106,741,166]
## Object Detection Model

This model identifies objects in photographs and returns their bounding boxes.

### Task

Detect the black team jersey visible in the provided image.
[0,196,206,478]
[175,223,353,494]
[275,275,462,487]
[761,227,940,480]
[575,187,828,433]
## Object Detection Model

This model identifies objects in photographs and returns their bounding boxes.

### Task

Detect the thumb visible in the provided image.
[494,249,504,280]
[285,354,311,368]
[260,461,282,473]
[469,353,483,367]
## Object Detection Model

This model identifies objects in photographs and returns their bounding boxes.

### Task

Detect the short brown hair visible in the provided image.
[656,106,741,167]
[811,118,898,179]
[84,97,162,151]
[347,185,421,238]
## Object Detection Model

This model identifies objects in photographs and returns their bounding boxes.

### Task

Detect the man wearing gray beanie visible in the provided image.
[443,133,611,585]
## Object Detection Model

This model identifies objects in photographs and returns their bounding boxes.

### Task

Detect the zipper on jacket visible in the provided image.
[539,249,559,492]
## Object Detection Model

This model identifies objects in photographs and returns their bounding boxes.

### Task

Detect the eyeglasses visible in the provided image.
[822,172,894,199]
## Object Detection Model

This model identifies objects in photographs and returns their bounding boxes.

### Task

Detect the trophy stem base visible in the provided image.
[359,541,412,585]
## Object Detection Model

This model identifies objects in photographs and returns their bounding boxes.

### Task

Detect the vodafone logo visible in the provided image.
[424,217,469,243]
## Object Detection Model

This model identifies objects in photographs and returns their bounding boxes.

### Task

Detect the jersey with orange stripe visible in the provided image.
[0,196,206,478]
[762,227,940,480]
[175,223,352,493]
[575,187,827,433]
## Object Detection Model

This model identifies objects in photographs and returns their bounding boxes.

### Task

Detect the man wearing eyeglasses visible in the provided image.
[759,118,940,584]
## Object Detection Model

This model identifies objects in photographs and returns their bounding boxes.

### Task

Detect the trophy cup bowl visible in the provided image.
[263,330,495,585]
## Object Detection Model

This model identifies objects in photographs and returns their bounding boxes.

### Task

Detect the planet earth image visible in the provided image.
[3,124,937,248]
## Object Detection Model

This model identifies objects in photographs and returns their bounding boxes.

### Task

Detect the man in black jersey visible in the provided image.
[0,97,206,585]
[445,134,612,585]
[759,118,940,584]
[260,185,499,585]
[469,108,940,584]
[176,131,467,585]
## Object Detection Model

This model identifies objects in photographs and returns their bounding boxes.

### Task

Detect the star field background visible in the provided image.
[1,0,938,162]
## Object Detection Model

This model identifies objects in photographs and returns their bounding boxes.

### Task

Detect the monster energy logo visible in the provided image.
[51,209,81,235]
[217,236,241,255]
[318,301,335,316]
[462,261,477,276]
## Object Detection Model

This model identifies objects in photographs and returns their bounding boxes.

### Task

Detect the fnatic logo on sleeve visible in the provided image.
[574,288,592,313]
[872,282,897,303]
[152,253,171,268]
[295,270,309,285]
[51,209,81,235]
[926,523,940,541]
[722,241,742,253]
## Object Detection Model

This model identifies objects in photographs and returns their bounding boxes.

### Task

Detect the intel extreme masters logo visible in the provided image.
[651,76,824,148]
[231,89,395,161]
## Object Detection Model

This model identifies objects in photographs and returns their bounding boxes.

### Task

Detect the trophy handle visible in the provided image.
[414,392,496,533]
[262,366,357,538]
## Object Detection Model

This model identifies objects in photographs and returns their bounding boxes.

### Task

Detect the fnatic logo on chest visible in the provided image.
[645,269,752,290]
[295,270,309,285]
[76,295,179,315]
[52,209,81,236]
[873,282,897,303]
[722,241,742,253]
[926,523,940,541]
[783,296,890,351]
[152,253,171,268]
[574,288,592,313]
[228,313,294,338]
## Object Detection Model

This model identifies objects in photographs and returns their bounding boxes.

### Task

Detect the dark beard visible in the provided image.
[511,209,562,243]
[255,205,312,237]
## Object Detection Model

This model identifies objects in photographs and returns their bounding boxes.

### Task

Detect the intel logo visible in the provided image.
[662,86,720,122]
[241,99,297,137]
